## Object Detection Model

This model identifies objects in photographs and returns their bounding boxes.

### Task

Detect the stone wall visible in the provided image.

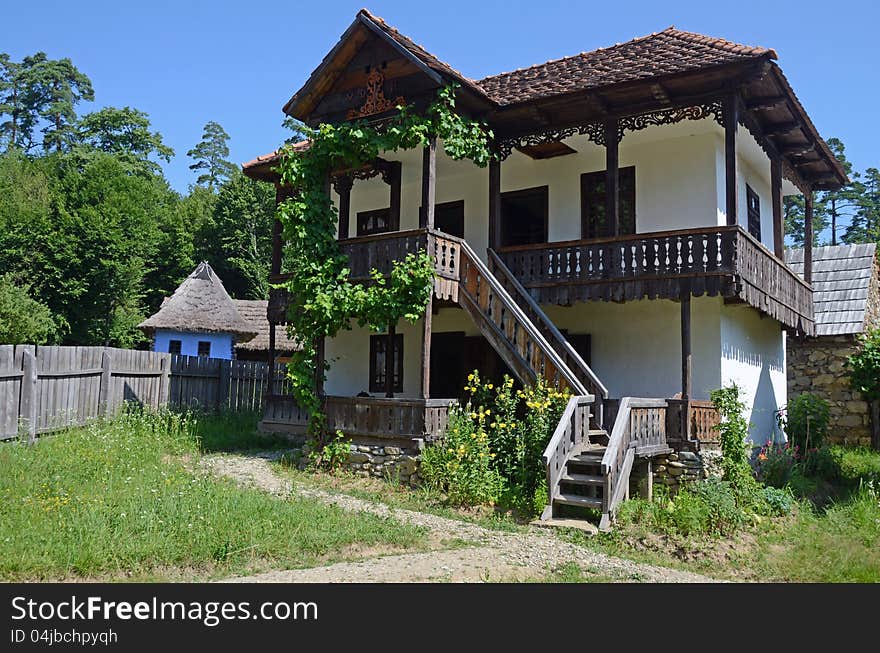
[345,444,422,486]
[787,335,873,446]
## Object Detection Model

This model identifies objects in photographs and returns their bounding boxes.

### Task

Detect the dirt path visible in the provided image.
[204,452,720,583]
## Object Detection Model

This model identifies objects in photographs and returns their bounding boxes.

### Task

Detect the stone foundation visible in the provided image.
[631,448,716,498]
[344,444,422,486]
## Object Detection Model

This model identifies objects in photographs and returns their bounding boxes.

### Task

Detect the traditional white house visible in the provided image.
[243,10,846,526]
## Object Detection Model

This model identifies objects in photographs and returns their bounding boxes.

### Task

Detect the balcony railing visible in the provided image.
[497,225,813,334]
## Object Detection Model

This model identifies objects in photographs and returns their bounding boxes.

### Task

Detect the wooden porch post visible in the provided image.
[336,175,353,240]
[604,119,620,237]
[315,336,325,399]
[269,184,286,399]
[421,296,433,399]
[488,157,501,250]
[771,157,784,257]
[385,324,396,398]
[420,137,436,229]
[724,93,739,226]
[389,161,402,231]
[804,187,814,284]
[680,282,692,442]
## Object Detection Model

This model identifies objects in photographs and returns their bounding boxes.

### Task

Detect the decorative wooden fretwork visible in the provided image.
[331,158,393,190]
[497,101,725,159]
[347,69,405,120]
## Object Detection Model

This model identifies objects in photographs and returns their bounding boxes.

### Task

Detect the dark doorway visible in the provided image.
[430,331,465,398]
[433,200,465,238]
[500,186,548,247]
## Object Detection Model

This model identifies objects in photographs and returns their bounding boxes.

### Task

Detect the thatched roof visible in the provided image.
[233,300,300,352]
[139,262,257,342]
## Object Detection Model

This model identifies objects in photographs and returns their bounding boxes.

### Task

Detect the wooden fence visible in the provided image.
[0,345,277,441]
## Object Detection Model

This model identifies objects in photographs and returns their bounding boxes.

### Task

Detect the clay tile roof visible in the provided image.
[232,300,300,352]
[241,139,310,173]
[138,262,258,342]
[787,244,879,336]
[477,27,776,105]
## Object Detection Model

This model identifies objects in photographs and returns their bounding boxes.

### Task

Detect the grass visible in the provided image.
[192,410,295,452]
[557,448,880,583]
[274,459,529,534]
[0,408,425,582]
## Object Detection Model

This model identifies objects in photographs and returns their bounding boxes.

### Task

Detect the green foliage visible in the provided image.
[0,407,423,580]
[421,371,568,515]
[306,430,350,473]
[274,84,493,427]
[755,442,798,488]
[75,106,174,175]
[710,384,754,490]
[421,404,504,506]
[847,327,880,402]
[783,393,831,451]
[0,274,60,344]
[187,121,237,190]
[197,171,276,299]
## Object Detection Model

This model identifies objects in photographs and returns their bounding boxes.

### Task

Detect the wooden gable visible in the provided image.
[284,15,444,126]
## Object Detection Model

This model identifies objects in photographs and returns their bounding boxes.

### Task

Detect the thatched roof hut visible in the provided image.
[139,262,257,342]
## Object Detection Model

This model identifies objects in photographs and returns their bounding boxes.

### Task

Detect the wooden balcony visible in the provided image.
[268,228,461,322]
[497,225,814,334]
[261,394,457,448]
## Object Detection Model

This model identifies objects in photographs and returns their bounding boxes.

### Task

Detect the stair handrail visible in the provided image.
[487,248,609,402]
[541,394,593,519]
[600,397,669,529]
[441,232,590,396]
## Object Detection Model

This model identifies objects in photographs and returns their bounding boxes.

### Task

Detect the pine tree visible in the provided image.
[845,168,880,244]
[822,139,864,245]
[27,55,94,153]
[187,121,237,190]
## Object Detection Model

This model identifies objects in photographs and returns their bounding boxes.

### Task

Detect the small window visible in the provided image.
[168,340,182,355]
[357,208,397,236]
[369,333,403,393]
[197,341,211,357]
[746,185,761,241]
[581,167,636,239]
[500,186,548,247]
[430,200,465,238]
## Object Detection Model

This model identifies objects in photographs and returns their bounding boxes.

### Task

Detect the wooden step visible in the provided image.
[554,493,603,509]
[559,472,604,486]
[569,451,605,464]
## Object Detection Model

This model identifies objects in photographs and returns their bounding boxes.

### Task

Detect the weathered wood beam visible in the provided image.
[724,93,739,226]
[781,143,816,157]
[804,188,814,284]
[771,156,784,258]
[604,118,620,237]
[765,121,802,137]
[420,296,433,399]
[420,137,436,229]
[745,95,787,111]
[651,83,672,106]
[335,175,353,240]
[488,158,501,250]
[681,285,692,402]
[389,161,402,231]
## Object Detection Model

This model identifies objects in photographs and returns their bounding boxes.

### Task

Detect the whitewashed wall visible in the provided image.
[720,304,787,444]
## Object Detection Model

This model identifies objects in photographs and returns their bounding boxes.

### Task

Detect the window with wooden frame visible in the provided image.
[356,207,398,236]
[168,340,182,355]
[500,186,548,247]
[369,333,403,393]
[580,167,636,239]
[197,341,211,357]
[746,185,761,241]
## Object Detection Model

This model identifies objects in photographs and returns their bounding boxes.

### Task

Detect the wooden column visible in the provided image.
[604,119,620,237]
[804,187,814,284]
[269,185,287,401]
[336,175,353,240]
[771,157,784,257]
[384,324,396,398]
[420,137,436,229]
[420,295,433,399]
[267,324,276,395]
[680,287,692,401]
[314,337,325,399]
[724,93,739,226]
[488,157,501,250]
[389,161,402,230]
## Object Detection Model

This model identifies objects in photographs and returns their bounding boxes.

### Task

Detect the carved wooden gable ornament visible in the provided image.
[347,69,405,120]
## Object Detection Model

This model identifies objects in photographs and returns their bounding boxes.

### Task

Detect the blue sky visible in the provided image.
[3,0,878,213]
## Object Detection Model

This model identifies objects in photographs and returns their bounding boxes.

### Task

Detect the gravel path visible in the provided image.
[204,452,719,583]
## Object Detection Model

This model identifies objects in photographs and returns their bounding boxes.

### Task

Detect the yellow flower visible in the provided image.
[484,409,491,416]
[487,384,493,390]
[490,422,497,428]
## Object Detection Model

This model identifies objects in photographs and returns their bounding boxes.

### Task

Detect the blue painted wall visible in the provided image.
[153,330,235,360]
